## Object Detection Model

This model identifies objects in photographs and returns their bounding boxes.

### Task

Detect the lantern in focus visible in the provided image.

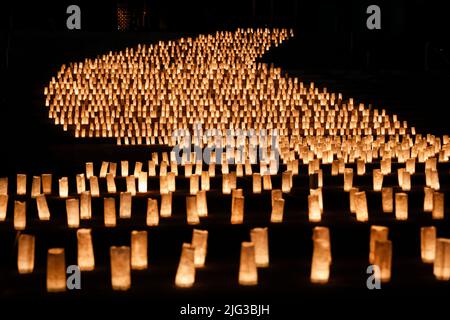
[310,239,331,284]
[110,246,131,290]
[343,168,353,191]
[175,243,196,287]
[14,200,26,230]
[17,174,27,195]
[196,190,208,217]
[17,234,35,274]
[36,194,51,220]
[238,242,258,285]
[58,177,69,198]
[47,248,66,292]
[0,194,7,221]
[395,193,408,220]
[231,195,244,224]
[119,192,132,219]
[308,194,321,222]
[66,198,80,228]
[191,229,208,267]
[424,187,433,212]
[160,192,173,218]
[77,229,95,271]
[131,230,148,270]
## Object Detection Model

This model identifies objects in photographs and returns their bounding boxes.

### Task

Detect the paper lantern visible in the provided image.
[191,229,208,267]
[252,173,262,194]
[85,162,94,179]
[104,197,117,227]
[134,162,143,176]
[146,198,159,226]
[397,168,405,188]
[159,175,169,194]
[236,163,244,177]
[120,192,132,219]
[160,192,172,218]
[354,191,368,222]
[372,169,383,191]
[100,161,109,178]
[138,171,148,193]
[76,174,86,194]
[262,174,272,190]
[381,187,393,213]
[66,198,80,228]
[77,229,95,271]
[201,171,210,191]
[42,174,52,194]
[245,160,252,175]
[222,173,231,194]
[331,160,339,176]
[16,174,26,195]
[380,158,391,175]
[0,177,8,195]
[36,194,51,220]
[58,177,69,198]
[406,158,415,174]
[250,228,269,267]
[401,171,411,191]
[186,196,200,225]
[282,170,292,193]
[110,246,131,290]
[421,226,436,263]
[357,159,366,175]
[395,193,408,220]
[434,238,450,280]
[373,240,392,282]
[168,172,176,192]
[14,200,26,230]
[80,191,92,219]
[310,188,323,213]
[47,248,66,292]
[121,160,129,177]
[131,230,148,270]
[18,234,35,274]
[231,195,244,224]
[310,239,330,284]
[31,176,41,198]
[175,243,196,287]
[424,187,434,212]
[106,173,117,193]
[208,163,216,177]
[313,227,332,264]
[271,198,285,223]
[190,174,199,195]
[126,175,136,196]
[0,194,7,221]
[349,187,359,214]
[196,190,208,217]
[308,194,321,222]
[343,168,353,191]
[89,176,100,197]
[239,242,258,286]
[431,170,440,190]
[432,192,444,220]
[369,226,389,264]
[148,161,157,176]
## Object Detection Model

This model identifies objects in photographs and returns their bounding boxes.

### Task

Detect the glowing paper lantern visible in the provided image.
[282,171,292,193]
[76,174,86,194]
[100,161,109,178]
[395,193,408,220]
[119,192,132,219]
[381,187,393,213]
[160,192,172,218]
[239,242,258,286]
[159,175,169,194]
[131,230,148,270]
[349,187,359,214]
[380,158,391,175]
[17,174,27,195]
[175,243,196,287]
[146,198,159,226]
[401,171,411,191]
[104,197,117,227]
[121,160,129,177]
[222,173,231,194]
[369,226,389,264]
[406,158,415,174]
[356,159,365,175]
[308,194,321,222]
[263,174,272,190]
[313,227,332,264]
[14,200,26,230]
[271,198,285,223]
[31,176,41,198]
[190,174,199,195]
[17,234,35,274]
[421,226,436,263]
[434,238,450,280]
[59,177,69,198]
[432,192,444,220]
[85,162,94,179]
[196,190,208,217]
[80,191,92,219]
[373,240,392,282]
[310,188,323,213]
[77,229,95,271]
[138,171,148,193]
[373,169,383,191]
[106,173,117,193]
[343,168,353,191]
[354,191,369,222]
[47,248,66,292]
[110,246,131,290]
[66,198,80,228]
[0,177,8,195]
[231,196,244,224]
[168,172,176,192]
[252,173,262,194]
[36,194,50,220]
[310,239,330,284]
[424,187,434,212]
[0,194,7,221]
[201,171,210,191]
[186,196,200,225]
[126,175,136,196]
[42,174,52,194]
[89,176,100,197]
[191,229,208,267]
[250,227,269,267]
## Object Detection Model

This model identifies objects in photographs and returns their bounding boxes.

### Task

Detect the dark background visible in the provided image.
[1,0,450,317]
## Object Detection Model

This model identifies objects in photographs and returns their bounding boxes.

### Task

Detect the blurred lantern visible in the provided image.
[186,196,200,225]
[395,193,408,220]
[175,243,196,287]
[432,192,444,220]
[17,174,27,195]
[36,194,51,220]
[421,226,436,263]
[14,200,26,230]
[66,198,80,228]
[120,192,132,219]
[369,226,389,264]
[231,195,244,224]
[110,246,131,290]
[310,239,331,284]
[355,191,368,222]
[373,169,383,191]
[239,242,258,285]
[77,229,95,271]
[131,230,148,270]
[434,238,450,280]
[381,187,393,213]
[250,227,269,267]
[18,234,35,274]
[59,177,69,198]
[146,198,159,226]
[191,229,208,267]
[196,190,208,217]
[80,191,92,219]
[104,197,117,227]
[373,240,392,282]
[160,192,173,217]
[47,248,66,292]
